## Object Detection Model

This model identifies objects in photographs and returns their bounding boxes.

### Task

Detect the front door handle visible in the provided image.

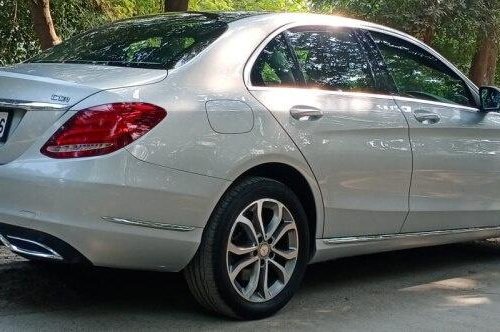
[413,109,440,124]
[290,105,324,121]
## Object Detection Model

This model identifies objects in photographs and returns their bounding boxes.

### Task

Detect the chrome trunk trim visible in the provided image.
[323,226,500,245]
[0,99,68,111]
[0,234,63,260]
[101,216,196,232]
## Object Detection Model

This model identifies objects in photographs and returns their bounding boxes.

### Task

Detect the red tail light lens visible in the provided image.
[41,103,166,159]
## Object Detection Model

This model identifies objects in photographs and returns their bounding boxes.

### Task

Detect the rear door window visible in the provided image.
[250,34,301,88]
[286,27,377,93]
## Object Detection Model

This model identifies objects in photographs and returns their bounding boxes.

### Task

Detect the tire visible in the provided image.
[184,177,310,320]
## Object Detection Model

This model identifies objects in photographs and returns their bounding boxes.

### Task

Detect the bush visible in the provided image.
[0,0,109,66]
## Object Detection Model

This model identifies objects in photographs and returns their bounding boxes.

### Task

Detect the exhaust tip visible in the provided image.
[0,234,63,261]
[0,222,91,265]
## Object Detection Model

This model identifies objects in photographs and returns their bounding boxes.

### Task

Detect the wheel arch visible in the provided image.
[230,162,324,260]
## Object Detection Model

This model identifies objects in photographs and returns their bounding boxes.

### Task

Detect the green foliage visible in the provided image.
[0,0,38,66]
[0,0,108,66]
[98,0,163,18]
[1,0,498,84]
[261,62,281,84]
[189,0,233,11]
[189,0,308,11]
[0,0,310,67]
[51,1,109,39]
[227,0,309,11]
[312,0,500,84]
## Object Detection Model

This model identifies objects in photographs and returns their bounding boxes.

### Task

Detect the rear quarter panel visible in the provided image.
[113,16,326,238]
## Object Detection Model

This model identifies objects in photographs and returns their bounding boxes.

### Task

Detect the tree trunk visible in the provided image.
[29,0,61,50]
[469,26,499,86]
[165,0,189,12]
[416,0,438,45]
[486,42,499,85]
[421,25,435,45]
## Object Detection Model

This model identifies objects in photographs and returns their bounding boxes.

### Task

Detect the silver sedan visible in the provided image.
[1,12,500,319]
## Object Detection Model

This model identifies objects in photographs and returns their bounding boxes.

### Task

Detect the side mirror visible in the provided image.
[480,86,500,112]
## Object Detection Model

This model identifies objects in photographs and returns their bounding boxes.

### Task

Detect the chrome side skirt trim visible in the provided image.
[101,216,196,232]
[323,226,500,245]
[0,234,63,260]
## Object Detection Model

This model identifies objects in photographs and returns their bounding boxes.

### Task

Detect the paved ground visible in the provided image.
[1,240,500,331]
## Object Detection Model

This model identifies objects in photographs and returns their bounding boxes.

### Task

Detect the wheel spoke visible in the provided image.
[273,223,296,245]
[269,258,290,284]
[260,259,272,300]
[228,242,258,256]
[272,247,298,260]
[265,202,283,241]
[236,215,259,245]
[243,260,261,298]
[229,256,259,282]
[255,200,266,237]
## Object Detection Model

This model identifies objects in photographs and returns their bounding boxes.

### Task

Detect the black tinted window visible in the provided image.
[370,31,474,107]
[287,27,376,92]
[30,14,228,70]
[251,34,299,87]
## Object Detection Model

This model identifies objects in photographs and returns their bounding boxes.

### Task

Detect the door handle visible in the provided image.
[290,105,324,121]
[413,110,440,124]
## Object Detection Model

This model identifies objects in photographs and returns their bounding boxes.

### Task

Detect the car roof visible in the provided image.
[226,12,413,40]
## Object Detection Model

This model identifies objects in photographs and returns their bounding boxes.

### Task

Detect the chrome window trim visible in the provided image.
[392,95,480,113]
[246,86,480,113]
[247,86,396,100]
[323,226,500,245]
[102,216,196,232]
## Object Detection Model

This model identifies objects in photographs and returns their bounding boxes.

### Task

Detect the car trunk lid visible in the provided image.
[0,63,167,164]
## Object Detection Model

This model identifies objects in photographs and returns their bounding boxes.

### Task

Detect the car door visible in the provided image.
[247,25,412,238]
[369,30,500,232]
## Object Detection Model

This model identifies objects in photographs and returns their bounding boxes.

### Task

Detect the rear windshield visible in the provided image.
[29,13,228,70]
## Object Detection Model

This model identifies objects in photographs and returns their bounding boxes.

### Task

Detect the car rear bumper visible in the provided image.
[0,151,230,271]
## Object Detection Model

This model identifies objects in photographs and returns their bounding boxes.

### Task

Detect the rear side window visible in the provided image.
[286,27,376,93]
[370,31,474,107]
[30,14,228,70]
[250,34,300,88]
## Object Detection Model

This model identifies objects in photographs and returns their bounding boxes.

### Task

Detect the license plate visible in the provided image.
[0,111,11,143]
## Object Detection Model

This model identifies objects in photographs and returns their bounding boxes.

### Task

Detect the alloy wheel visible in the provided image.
[226,198,299,303]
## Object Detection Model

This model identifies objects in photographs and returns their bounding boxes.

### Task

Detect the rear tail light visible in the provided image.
[41,103,166,159]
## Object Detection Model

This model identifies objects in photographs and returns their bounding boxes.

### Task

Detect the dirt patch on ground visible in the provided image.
[0,246,25,265]
[1,241,500,330]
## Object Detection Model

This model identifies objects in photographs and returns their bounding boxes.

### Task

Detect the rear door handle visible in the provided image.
[290,105,324,121]
[413,110,440,124]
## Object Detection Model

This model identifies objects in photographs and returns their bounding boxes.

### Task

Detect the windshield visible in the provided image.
[30,13,228,70]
